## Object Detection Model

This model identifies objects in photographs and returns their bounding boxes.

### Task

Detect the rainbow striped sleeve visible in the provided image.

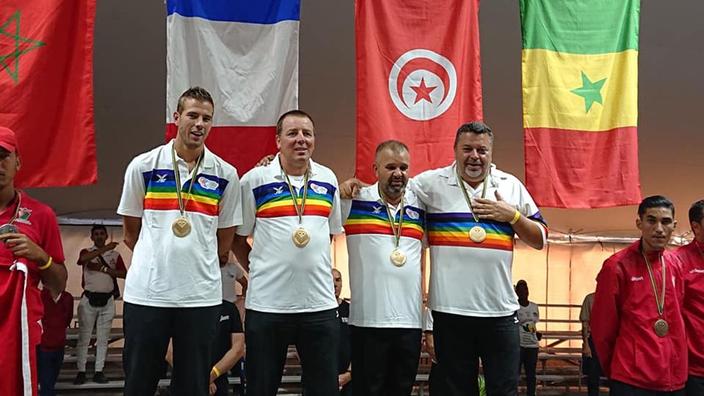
[254,180,335,218]
[344,200,424,240]
[142,169,228,216]
[426,213,513,251]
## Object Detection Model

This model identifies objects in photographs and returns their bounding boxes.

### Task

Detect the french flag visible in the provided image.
[165,0,300,172]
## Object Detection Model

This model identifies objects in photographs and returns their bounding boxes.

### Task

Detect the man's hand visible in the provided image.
[472,191,518,223]
[103,241,119,251]
[339,178,368,199]
[256,154,275,167]
[338,371,352,389]
[582,340,592,357]
[209,382,217,395]
[423,333,436,362]
[0,232,49,263]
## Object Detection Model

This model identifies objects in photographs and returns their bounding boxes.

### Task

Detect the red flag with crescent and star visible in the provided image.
[355,0,483,181]
[0,0,97,187]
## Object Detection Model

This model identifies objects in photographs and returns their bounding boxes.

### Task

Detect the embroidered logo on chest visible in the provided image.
[630,276,644,282]
[198,177,219,190]
[309,183,327,195]
[15,207,32,225]
[405,208,420,220]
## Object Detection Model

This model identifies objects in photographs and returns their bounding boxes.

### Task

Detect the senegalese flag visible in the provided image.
[521,0,641,208]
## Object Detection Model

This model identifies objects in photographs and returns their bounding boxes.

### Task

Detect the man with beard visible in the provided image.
[340,122,547,395]
[591,196,687,395]
[676,200,704,396]
[341,140,425,396]
[232,110,343,396]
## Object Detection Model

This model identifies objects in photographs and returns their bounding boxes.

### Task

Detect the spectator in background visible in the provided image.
[333,268,352,395]
[515,280,540,396]
[221,257,247,307]
[37,288,73,396]
[579,291,602,396]
[74,225,126,384]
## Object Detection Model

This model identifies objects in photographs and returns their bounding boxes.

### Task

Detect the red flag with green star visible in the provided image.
[0,0,96,187]
[520,0,641,208]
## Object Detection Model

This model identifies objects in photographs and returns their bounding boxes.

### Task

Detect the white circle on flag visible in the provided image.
[388,49,457,121]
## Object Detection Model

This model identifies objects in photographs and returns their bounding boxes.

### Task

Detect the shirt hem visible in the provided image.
[431,307,517,317]
[124,296,222,308]
[611,375,686,393]
[245,302,337,313]
[348,321,422,329]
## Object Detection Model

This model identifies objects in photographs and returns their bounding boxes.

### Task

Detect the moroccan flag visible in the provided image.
[166,0,299,173]
[521,0,641,208]
[0,0,97,187]
[355,0,482,182]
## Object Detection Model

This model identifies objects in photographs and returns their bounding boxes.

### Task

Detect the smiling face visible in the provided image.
[277,114,315,168]
[173,98,214,151]
[91,228,108,248]
[637,207,676,253]
[454,132,493,188]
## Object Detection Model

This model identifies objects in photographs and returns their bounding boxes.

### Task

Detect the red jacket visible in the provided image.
[676,241,704,377]
[591,241,687,391]
[40,289,74,352]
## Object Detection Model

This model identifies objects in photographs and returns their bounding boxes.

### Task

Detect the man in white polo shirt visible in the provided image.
[232,110,343,396]
[411,121,547,396]
[341,140,425,396]
[117,87,242,396]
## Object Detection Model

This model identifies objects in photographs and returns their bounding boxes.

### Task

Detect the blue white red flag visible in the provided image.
[165,0,300,172]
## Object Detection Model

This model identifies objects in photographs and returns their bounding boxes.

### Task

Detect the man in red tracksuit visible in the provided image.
[0,126,67,396]
[591,195,687,395]
[677,200,704,396]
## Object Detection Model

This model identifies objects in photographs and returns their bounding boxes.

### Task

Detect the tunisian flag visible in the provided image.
[355,0,482,182]
[0,0,97,187]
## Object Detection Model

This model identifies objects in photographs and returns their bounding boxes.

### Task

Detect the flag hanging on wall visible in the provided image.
[0,0,97,187]
[521,0,641,208]
[355,0,482,182]
[166,0,299,173]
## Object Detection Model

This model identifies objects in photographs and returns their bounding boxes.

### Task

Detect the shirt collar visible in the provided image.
[167,139,215,170]
[443,162,498,189]
[271,152,319,179]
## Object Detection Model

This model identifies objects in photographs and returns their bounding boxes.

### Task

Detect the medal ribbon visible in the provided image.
[456,165,489,223]
[378,185,404,249]
[281,164,310,226]
[171,145,204,217]
[641,248,666,318]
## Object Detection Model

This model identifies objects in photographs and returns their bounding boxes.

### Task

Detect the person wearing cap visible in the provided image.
[0,126,68,395]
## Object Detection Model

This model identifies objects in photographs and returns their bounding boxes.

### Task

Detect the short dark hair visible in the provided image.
[375,140,409,160]
[638,195,675,219]
[176,87,214,114]
[454,121,494,147]
[91,224,107,235]
[276,110,315,135]
[689,200,704,224]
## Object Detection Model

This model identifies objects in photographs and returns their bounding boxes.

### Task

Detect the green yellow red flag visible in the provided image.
[521,0,641,208]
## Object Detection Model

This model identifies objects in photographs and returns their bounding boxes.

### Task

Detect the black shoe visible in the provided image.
[73,372,86,385]
[93,371,108,384]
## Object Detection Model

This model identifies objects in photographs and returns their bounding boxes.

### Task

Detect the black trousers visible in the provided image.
[37,348,64,396]
[433,311,520,396]
[585,337,603,396]
[245,308,339,396]
[519,347,538,396]
[123,302,220,396]
[349,326,422,396]
[686,376,704,396]
[610,381,685,396]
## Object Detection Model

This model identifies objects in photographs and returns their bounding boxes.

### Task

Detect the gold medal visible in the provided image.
[172,216,191,237]
[292,227,310,248]
[469,225,486,243]
[654,318,669,337]
[390,248,407,267]
[171,144,203,238]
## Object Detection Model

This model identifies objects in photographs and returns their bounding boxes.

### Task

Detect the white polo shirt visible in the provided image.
[411,163,547,317]
[342,183,425,328]
[117,140,242,308]
[81,246,123,293]
[238,154,343,313]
